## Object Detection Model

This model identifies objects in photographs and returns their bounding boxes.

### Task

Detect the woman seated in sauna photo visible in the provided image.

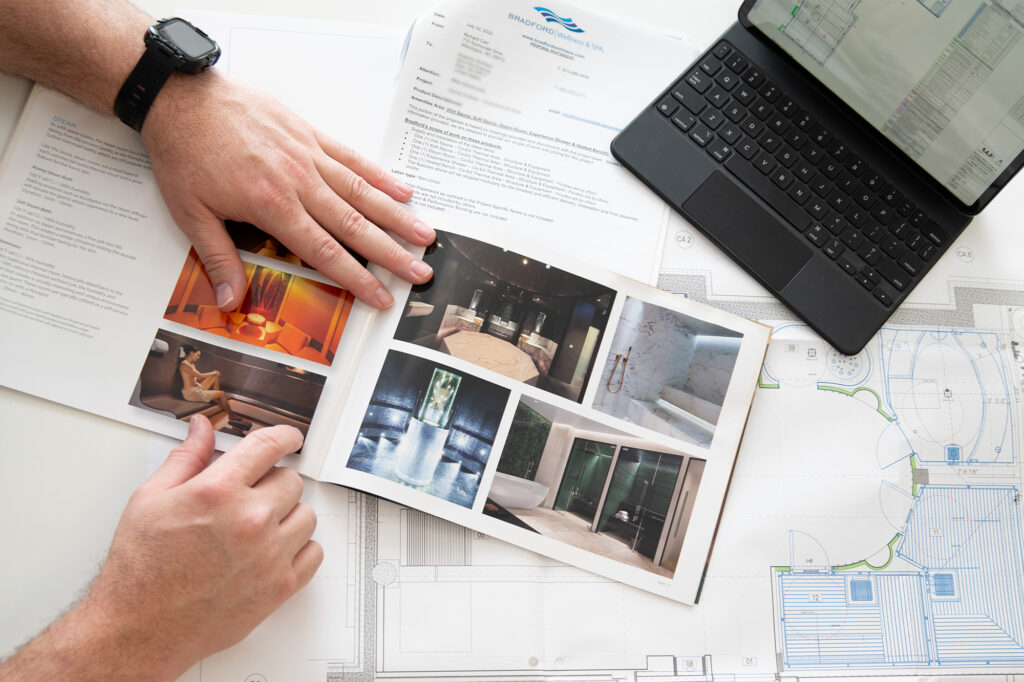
[175,344,250,431]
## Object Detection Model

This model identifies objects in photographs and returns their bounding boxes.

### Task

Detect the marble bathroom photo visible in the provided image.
[592,297,743,449]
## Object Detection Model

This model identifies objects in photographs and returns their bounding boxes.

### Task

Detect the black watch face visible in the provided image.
[158,19,217,59]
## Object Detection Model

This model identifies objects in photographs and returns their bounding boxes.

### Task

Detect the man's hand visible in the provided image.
[0,417,322,681]
[143,71,435,311]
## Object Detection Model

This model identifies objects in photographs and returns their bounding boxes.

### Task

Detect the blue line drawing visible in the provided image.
[533,7,585,33]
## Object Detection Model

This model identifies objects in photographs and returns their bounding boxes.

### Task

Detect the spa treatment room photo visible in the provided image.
[393,231,615,403]
[129,328,327,439]
[346,349,511,508]
[483,396,706,577]
[164,248,354,366]
[593,297,743,449]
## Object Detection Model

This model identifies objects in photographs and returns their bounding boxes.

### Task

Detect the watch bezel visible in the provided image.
[145,18,221,75]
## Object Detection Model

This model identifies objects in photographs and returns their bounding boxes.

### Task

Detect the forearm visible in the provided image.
[0,0,151,114]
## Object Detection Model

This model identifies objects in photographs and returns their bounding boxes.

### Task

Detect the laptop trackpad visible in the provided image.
[682,171,812,291]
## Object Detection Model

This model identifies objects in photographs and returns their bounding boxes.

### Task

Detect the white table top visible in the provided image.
[0,0,735,663]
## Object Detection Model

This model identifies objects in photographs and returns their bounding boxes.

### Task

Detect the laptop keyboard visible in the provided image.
[656,40,950,308]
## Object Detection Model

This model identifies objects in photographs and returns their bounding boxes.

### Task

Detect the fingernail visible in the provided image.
[395,179,413,195]
[215,283,234,308]
[411,258,432,280]
[413,220,434,241]
[188,415,199,432]
[375,286,394,309]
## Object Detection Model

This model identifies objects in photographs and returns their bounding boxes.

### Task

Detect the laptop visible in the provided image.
[611,0,1024,355]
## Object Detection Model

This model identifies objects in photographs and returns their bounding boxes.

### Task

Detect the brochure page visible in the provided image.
[320,223,771,603]
[378,0,698,284]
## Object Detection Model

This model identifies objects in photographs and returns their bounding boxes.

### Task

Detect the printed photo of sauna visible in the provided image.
[393,231,615,402]
[483,396,706,577]
[164,248,354,366]
[129,328,327,439]
[225,220,307,267]
[593,297,743,449]
[347,350,511,508]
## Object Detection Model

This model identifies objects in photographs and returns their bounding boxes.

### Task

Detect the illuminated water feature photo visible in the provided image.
[346,350,511,507]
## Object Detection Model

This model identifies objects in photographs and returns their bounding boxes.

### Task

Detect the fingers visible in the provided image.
[254,466,304,521]
[315,130,416,204]
[279,502,318,556]
[172,202,247,310]
[209,425,304,487]
[291,539,324,591]
[145,415,216,492]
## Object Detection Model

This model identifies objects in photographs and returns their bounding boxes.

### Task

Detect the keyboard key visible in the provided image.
[806,224,827,245]
[827,189,850,212]
[725,52,748,73]
[864,222,886,243]
[778,98,799,117]
[845,208,869,228]
[854,186,876,209]
[823,212,846,234]
[802,143,825,164]
[771,168,795,190]
[700,57,722,76]
[806,197,827,217]
[700,108,725,129]
[724,154,813,231]
[741,118,764,138]
[897,198,915,216]
[840,226,864,249]
[845,155,866,176]
[769,115,789,134]
[788,182,811,205]
[686,69,713,93]
[823,238,844,259]
[859,243,882,264]
[713,42,731,59]
[753,151,776,174]
[881,184,902,205]
[880,234,904,258]
[706,87,730,108]
[827,140,849,161]
[910,210,928,227]
[836,171,857,194]
[819,159,842,180]
[837,253,859,276]
[872,203,895,224]
[657,97,679,117]
[899,252,923,276]
[855,270,876,291]
[919,242,936,261]
[716,71,740,90]
[923,220,948,246]
[671,113,696,131]
[776,145,798,167]
[759,132,782,152]
[673,84,706,114]
[724,103,746,123]
[794,162,815,182]
[734,85,757,105]
[760,82,781,102]
[743,66,764,87]
[751,99,772,120]
[719,123,742,144]
[689,123,715,146]
[864,172,883,190]
[707,141,731,162]
[890,221,912,240]
[905,232,924,251]
[735,138,759,159]
[861,268,880,285]
[795,112,815,132]
[811,126,833,147]
[809,174,830,196]
[783,129,807,150]
[873,287,895,307]
[877,260,909,290]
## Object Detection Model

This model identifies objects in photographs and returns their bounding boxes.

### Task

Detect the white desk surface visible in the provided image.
[0,0,736,661]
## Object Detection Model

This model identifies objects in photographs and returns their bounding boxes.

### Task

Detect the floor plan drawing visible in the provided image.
[781,0,861,65]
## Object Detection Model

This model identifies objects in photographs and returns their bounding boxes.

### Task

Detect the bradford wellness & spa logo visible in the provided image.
[533,6,585,33]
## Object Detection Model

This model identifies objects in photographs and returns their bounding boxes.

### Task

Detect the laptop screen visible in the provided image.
[745,1,1024,207]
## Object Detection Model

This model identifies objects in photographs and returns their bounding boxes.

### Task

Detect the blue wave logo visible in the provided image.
[533,6,585,33]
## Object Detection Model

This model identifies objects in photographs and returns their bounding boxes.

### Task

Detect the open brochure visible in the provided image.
[0,2,769,603]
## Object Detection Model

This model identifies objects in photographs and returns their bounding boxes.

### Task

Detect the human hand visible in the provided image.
[142,70,435,311]
[73,417,320,680]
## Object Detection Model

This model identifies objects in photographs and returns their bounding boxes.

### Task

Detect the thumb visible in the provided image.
[176,206,247,311]
[146,415,217,492]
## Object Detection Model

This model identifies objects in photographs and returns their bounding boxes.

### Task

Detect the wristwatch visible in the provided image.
[114,18,221,132]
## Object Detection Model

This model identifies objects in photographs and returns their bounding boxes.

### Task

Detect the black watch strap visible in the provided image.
[114,42,177,132]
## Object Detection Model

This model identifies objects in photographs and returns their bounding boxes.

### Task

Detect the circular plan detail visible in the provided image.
[372,561,398,586]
